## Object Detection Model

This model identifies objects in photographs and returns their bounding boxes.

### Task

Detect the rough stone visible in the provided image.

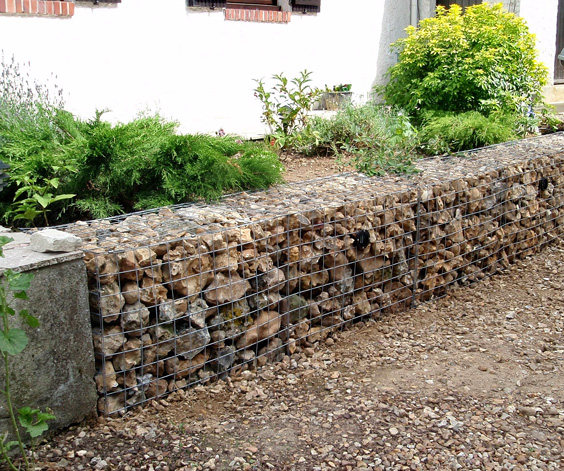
[236,311,282,349]
[30,229,82,253]
[204,272,251,305]
[121,301,151,333]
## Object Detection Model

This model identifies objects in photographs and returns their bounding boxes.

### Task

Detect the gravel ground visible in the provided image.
[24,239,564,471]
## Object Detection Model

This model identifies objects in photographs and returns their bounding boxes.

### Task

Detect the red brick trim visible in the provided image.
[0,0,74,17]
[224,8,291,23]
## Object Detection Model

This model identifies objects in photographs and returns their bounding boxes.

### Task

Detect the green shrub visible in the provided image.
[67,116,284,219]
[1,54,284,226]
[301,103,419,176]
[0,53,84,226]
[419,111,518,153]
[254,70,322,150]
[380,3,548,120]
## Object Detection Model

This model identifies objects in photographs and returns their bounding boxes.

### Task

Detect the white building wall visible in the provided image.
[0,0,411,136]
[0,0,558,136]
[520,0,559,83]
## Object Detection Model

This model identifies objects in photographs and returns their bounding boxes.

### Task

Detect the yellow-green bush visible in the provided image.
[380,3,548,119]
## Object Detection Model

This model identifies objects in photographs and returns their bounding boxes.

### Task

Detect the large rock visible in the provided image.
[204,272,251,305]
[165,352,207,379]
[93,325,124,356]
[121,301,151,333]
[158,298,188,323]
[176,325,210,360]
[95,362,118,393]
[112,338,143,372]
[30,229,81,253]
[90,281,125,323]
[236,311,281,349]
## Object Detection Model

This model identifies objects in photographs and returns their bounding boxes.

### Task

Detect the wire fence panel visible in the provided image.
[55,134,564,415]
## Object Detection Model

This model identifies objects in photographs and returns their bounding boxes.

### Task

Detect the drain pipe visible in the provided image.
[410,0,418,26]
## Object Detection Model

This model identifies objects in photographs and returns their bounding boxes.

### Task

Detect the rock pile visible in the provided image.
[60,134,564,415]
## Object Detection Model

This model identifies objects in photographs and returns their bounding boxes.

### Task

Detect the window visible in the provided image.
[292,0,320,14]
[436,0,482,8]
[226,0,281,11]
[188,0,227,7]
[188,0,321,14]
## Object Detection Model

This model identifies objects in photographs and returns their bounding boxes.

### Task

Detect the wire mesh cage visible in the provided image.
[53,134,564,415]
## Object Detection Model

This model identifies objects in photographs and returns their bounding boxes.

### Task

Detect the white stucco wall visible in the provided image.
[0,0,559,135]
[519,0,559,83]
[0,0,412,136]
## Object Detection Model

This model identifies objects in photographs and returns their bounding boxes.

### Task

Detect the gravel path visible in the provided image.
[27,239,564,471]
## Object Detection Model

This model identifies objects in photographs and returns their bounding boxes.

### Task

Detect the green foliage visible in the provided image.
[9,174,75,227]
[419,111,518,153]
[67,119,284,219]
[0,236,53,471]
[254,70,322,149]
[0,52,84,227]
[18,407,55,439]
[0,55,284,226]
[325,84,352,93]
[300,103,420,176]
[380,3,548,119]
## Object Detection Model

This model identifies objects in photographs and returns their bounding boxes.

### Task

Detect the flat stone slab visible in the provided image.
[0,231,83,273]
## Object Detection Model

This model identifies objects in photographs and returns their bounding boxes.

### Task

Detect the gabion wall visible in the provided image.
[59,134,564,415]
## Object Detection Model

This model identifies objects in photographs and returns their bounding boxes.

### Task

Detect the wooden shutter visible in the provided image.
[292,0,320,13]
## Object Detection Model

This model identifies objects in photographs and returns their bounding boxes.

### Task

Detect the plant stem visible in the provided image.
[0,283,30,471]
[2,353,30,470]
[0,436,18,471]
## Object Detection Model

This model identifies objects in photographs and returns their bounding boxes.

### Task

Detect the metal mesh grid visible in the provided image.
[55,133,564,415]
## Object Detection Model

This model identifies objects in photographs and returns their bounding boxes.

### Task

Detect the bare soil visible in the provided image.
[280,153,352,183]
[12,152,564,471]
[27,243,564,470]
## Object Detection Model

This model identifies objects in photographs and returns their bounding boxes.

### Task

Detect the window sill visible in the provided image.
[224,8,291,23]
[0,0,75,17]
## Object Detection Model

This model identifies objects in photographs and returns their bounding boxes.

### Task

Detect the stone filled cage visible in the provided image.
[55,134,564,415]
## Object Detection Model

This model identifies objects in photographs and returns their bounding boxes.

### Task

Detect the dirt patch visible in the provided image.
[280,152,353,183]
[29,242,564,470]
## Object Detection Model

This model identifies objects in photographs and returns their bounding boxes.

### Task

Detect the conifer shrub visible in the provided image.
[67,116,284,220]
[419,111,518,153]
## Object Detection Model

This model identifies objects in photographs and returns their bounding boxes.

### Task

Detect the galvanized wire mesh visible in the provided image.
[56,133,564,415]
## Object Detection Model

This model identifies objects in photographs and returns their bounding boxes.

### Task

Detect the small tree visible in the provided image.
[380,3,548,119]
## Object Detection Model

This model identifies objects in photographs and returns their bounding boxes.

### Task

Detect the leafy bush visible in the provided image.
[419,111,518,153]
[301,103,420,176]
[0,52,83,226]
[380,3,548,119]
[254,70,322,150]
